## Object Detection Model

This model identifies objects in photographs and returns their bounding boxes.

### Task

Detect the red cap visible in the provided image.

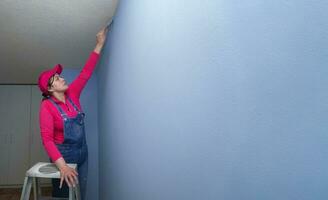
[38,64,63,95]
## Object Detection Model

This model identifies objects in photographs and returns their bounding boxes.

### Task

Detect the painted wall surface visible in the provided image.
[62,69,98,200]
[97,1,328,200]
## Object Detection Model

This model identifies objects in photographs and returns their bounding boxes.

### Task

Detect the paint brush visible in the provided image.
[106,18,114,30]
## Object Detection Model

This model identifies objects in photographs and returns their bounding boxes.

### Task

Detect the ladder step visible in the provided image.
[39,197,68,200]
[20,162,80,200]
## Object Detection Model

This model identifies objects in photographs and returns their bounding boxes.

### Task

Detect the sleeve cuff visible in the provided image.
[92,51,100,57]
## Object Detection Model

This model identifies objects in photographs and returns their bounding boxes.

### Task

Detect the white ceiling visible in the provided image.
[0,0,118,84]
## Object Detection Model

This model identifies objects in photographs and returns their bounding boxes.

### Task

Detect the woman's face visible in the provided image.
[48,73,68,93]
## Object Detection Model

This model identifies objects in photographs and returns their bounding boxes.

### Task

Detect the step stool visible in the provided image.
[20,162,80,200]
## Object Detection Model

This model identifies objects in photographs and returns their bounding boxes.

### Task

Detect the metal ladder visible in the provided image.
[20,162,80,200]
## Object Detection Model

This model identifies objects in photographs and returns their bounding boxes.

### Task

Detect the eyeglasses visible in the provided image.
[48,74,62,88]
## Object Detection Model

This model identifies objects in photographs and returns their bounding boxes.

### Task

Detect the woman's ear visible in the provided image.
[48,86,54,93]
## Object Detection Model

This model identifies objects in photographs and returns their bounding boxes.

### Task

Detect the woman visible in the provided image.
[38,26,108,199]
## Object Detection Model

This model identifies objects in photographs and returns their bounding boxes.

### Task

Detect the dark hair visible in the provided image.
[42,93,50,101]
[48,75,55,88]
[42,75,55,101]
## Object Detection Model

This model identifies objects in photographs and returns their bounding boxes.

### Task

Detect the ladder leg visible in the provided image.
[69,186,74,200]
[20,176,33,200]
[75,183,81,200]
[37,178,42,197]
[33,177,41,200]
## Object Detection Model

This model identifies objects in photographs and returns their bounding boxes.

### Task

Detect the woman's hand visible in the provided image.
[59,164,79,188]
[55,157,79,188]
[94,26,109,54]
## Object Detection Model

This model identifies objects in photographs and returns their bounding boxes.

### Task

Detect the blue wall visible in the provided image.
[97,1,328,199]
[62,69,99,200]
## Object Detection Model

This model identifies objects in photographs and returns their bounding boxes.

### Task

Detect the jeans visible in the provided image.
[52,145,88,200]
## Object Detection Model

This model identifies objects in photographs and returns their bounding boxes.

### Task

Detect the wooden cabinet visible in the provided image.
[0,85,48,186]
[29,86,49,165]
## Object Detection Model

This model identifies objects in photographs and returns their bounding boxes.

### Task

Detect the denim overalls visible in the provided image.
[49,96,88,200]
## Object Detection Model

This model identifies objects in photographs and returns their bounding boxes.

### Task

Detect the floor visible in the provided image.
[0,187,52,200]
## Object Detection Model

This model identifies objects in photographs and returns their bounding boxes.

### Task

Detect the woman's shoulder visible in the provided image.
[66,90,80,103]
[40,98,53,110]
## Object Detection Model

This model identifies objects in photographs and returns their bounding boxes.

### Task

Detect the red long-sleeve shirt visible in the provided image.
[39,51,100,162]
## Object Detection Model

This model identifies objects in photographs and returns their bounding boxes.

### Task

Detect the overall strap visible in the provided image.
[67,96,81,113]
[48,97,68,117]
